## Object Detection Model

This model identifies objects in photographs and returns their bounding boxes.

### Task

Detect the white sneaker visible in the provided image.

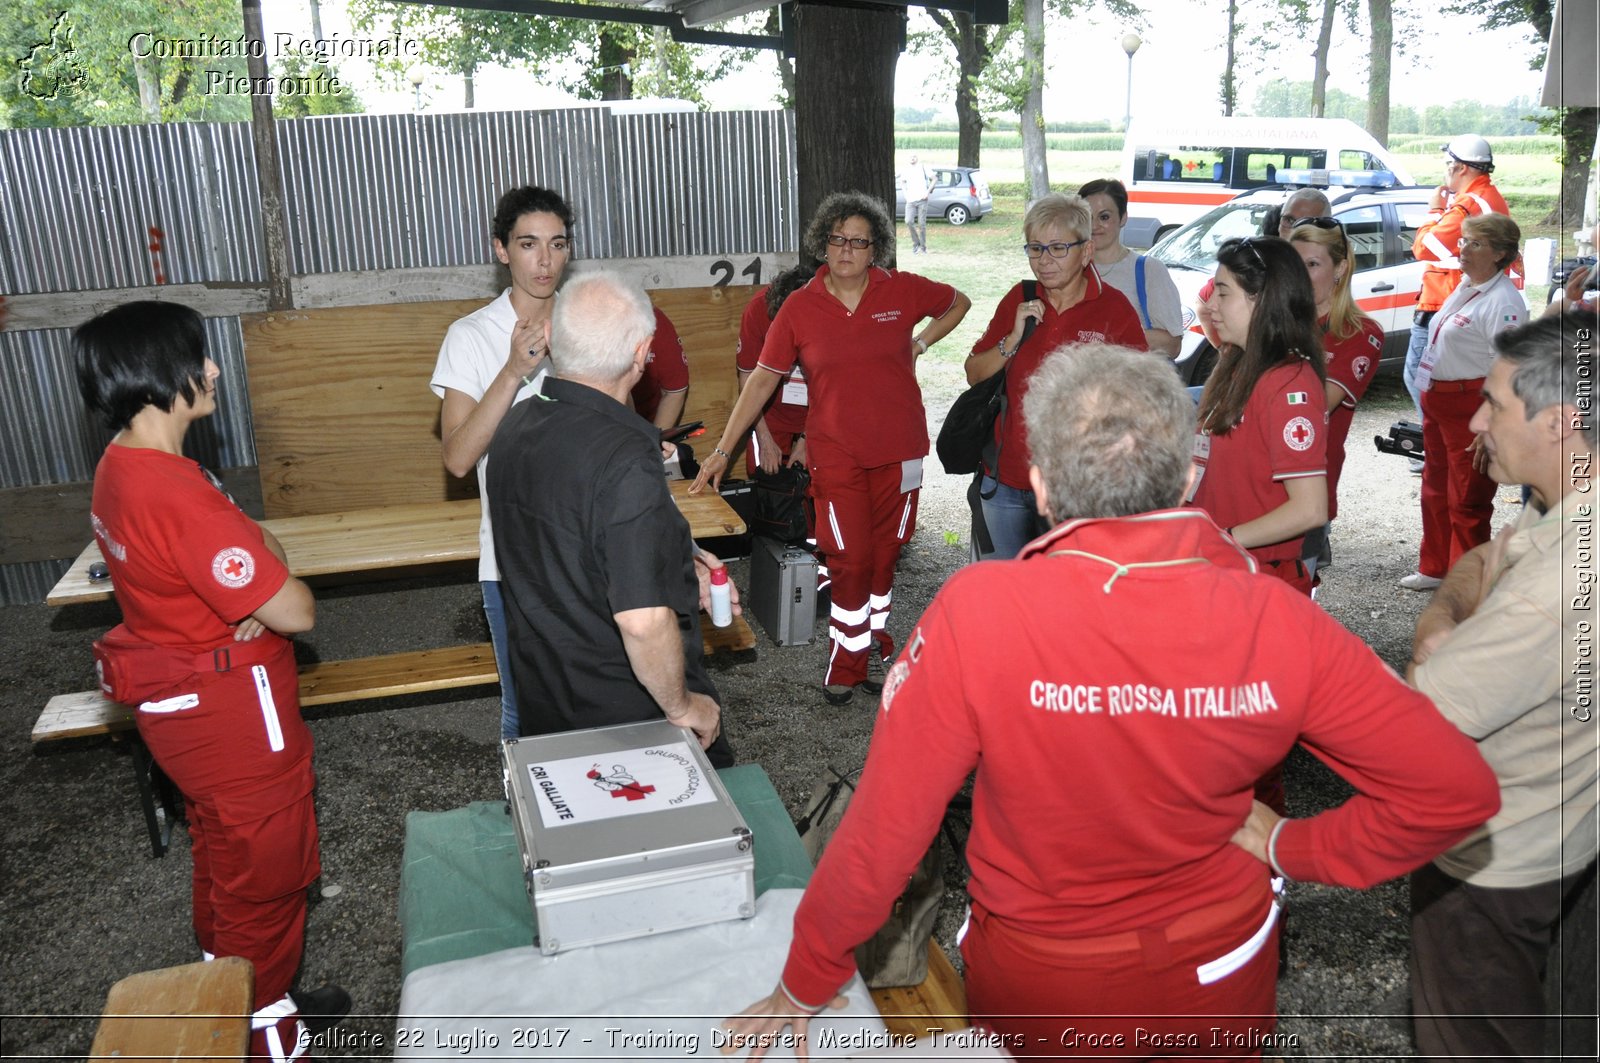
[1408,457,1425,474]
[1399,572,1442,591]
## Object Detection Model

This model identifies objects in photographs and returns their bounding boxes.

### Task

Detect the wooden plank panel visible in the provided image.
[870,941,971,1041]
[89,956,253,1062]
[242,287,753,520]
[243,300,484,518]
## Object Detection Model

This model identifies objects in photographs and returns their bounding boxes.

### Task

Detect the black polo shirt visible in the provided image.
[486,376,731,766]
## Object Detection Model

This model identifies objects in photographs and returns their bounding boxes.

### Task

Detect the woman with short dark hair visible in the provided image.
[1401,211,1527,591]
[76,300,343,1057]
[1079,178,1185,357]
[694,192,970,704]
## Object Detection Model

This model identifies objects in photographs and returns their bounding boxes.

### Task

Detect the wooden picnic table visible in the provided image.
[47,481,745,606]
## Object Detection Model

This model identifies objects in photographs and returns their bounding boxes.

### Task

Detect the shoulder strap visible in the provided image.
[1020,280,1039,345]
[1134,255,1152,329]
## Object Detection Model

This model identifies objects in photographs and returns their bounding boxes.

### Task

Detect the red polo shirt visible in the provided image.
[1322,317,1383,520]
[1191,361,1327,565]
[737,287,808,437]
[758,266,957,470]
[972,271,1147,488]
[631,307,688,423]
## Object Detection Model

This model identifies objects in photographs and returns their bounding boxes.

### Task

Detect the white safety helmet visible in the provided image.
[1442,134,1494,172]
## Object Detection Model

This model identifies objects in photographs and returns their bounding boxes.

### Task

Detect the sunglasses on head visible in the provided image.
[1235,237,1268,271]
[1291,216,1344,234]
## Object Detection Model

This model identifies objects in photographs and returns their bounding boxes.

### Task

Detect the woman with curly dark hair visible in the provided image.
[1190,236,1329,598]
[694,191,970,704]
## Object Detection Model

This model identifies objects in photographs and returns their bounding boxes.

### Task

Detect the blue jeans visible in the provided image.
[976,475,1048,560]
[481,581,519,740]
[1404,320,1429,422]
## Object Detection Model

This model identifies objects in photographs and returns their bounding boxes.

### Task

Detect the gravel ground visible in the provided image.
[0,370,1575,1061]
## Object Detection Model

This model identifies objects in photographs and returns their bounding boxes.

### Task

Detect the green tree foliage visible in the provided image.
[348,2,751,108]
[1252,78,1551,135]
[272,54,364,119]
[1,1,253,126]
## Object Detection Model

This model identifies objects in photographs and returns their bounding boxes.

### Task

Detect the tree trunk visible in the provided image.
[1020,0,1048,199]
[1311,0,1336,118]
[1549,107,1599,229]
[598,26,636,100]
[463,71,475,109]
[133,54,161,122]
[310,0,325,43]
[1221,0,1237,116]
[793,5,900,232]
[1366,0,1392,144]
[927,10,998,170]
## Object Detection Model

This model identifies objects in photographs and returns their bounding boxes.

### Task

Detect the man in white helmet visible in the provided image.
[1403,134,1513,426]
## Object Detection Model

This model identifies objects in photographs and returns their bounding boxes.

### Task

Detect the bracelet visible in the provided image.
[998,337,1011,359]
[1266,818,1291,880]
[712,446,731,460]
[913,337,928,355]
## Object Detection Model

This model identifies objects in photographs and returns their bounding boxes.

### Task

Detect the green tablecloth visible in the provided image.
[398,764,813,977]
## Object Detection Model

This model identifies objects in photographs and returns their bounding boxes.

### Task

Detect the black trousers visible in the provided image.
[1410,860,1597,1062]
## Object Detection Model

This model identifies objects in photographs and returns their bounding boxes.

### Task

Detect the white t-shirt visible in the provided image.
[1422,271,1526,385]
[1095,253,1185,338]
[900,164,931,203]
[429,288,548,581]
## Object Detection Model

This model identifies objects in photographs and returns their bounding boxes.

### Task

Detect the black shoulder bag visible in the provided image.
[934,280,1039,481]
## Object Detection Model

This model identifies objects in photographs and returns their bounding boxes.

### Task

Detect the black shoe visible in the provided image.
[857,677,884,695]
[290,984,351,1035]
[823,684,854,706]
[857,655,886,695]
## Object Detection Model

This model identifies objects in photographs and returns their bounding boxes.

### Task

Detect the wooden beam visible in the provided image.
[2,255,797,332]
[242,0,294,311]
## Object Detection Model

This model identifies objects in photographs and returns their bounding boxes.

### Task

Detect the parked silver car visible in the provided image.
[895,165,993,226]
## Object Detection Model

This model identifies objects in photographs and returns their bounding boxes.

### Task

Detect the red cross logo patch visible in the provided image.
[1284,416,1316,452]
[210,547,255,588]
[1352,356,1371,381]
[587,764,655,801]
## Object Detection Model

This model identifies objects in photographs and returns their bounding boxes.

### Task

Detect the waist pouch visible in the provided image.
[93,623,283,705]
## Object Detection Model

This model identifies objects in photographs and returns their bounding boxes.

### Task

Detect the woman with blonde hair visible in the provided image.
[1287,218,1384,534]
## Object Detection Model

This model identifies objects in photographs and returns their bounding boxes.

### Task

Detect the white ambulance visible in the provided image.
[1119,117,1415,246]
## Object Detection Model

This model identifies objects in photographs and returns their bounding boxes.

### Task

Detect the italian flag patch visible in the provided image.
[1287,392,1308,405]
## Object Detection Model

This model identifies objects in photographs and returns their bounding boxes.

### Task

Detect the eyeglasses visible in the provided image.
[1023,238,1089,259]
[826,234,873,249]
[1291,216,1343,233]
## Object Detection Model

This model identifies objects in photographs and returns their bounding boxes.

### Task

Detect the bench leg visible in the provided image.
[131,741,182,859]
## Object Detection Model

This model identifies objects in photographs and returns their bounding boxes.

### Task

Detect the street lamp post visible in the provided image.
[407,66,425,112]
[1121,33,1142,133]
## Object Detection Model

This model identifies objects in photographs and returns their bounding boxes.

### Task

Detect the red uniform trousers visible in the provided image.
[810,460,918,687]
[1419,383,1496,578]
[961,883,1281,1060]
[135,638,319,1062]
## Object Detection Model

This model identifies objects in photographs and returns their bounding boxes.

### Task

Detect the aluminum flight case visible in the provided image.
[749,535,818,646]
[501,719,755,955]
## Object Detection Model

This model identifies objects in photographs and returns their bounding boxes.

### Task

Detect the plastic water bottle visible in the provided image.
[709,566,733,628]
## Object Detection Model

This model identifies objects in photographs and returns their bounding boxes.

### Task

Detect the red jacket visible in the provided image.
[1413,172,1511,312]
[780,510,1500,1007]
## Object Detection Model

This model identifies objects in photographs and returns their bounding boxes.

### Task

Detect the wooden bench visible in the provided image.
[38,608,754,858]
[88,956,253,1062]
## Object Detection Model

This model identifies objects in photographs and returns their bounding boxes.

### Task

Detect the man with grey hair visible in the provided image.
[486,271,733,766]
[721,343,1496,1056]
[1274,187,1332,239]
[1407,310,1598,1061]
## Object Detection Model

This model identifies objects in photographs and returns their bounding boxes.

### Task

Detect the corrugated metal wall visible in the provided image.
[0,106,797,603]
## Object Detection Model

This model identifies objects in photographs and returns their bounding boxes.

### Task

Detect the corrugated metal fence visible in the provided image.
[0,106,798,602]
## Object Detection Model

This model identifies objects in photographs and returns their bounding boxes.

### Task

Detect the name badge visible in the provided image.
[1186,433,1211,503]
[781,374,809,406]
[900,457,924,494]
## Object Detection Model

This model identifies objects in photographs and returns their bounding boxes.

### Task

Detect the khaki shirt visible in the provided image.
[1415,487,1599,887]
